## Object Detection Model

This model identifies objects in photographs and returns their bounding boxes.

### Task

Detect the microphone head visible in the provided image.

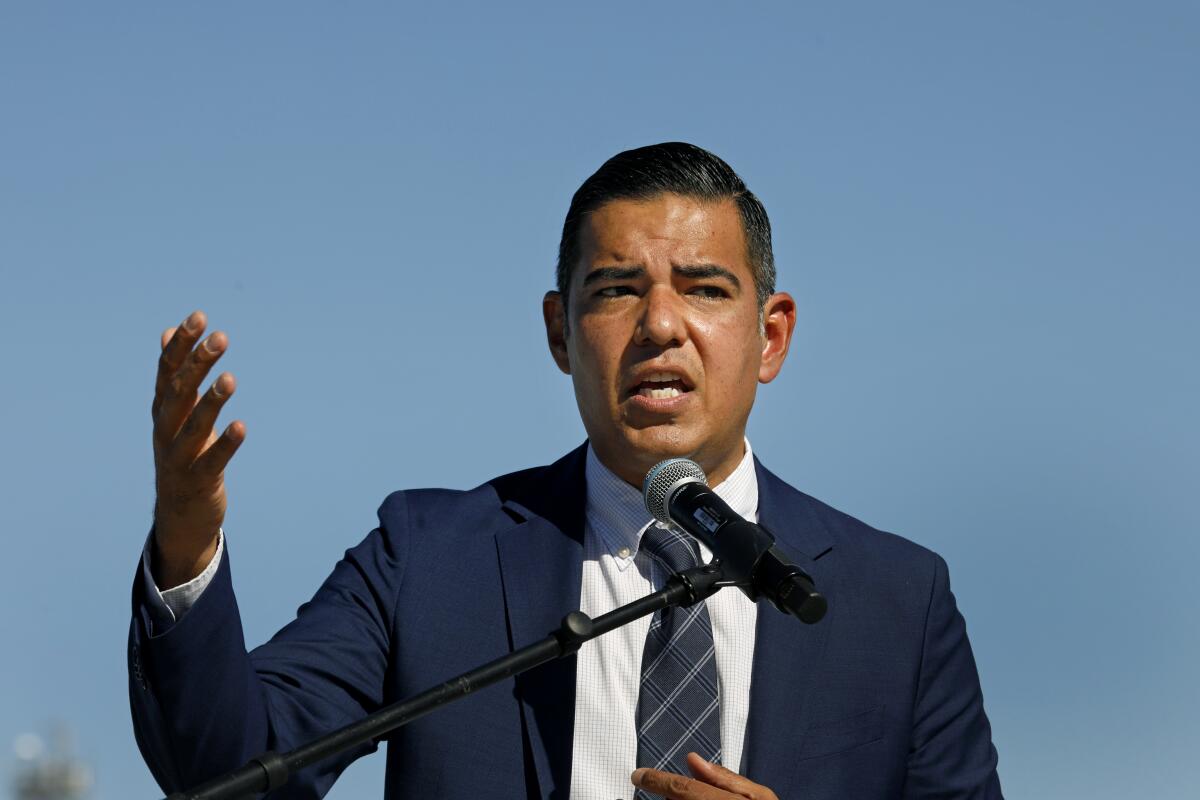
[643,458,707,524]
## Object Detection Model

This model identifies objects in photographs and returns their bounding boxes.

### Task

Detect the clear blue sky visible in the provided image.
[1,3,1197,798]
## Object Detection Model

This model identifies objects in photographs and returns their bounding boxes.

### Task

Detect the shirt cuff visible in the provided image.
[140,529,225,634]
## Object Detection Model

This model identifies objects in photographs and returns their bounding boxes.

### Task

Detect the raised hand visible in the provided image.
[631,753,779,800]
[151,310,245,588]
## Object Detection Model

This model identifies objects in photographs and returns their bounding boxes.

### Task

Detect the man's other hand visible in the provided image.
[631,753,779,800]
[151,310,245,588]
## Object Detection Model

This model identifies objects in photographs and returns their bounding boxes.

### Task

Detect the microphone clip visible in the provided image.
[663,560,749,607]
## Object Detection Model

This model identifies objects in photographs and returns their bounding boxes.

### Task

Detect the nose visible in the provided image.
[634,285,688,347]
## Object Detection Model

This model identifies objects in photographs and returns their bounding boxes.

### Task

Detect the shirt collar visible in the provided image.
[584,440,760,570]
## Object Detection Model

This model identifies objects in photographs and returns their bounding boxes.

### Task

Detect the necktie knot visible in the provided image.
[640,525,702,575]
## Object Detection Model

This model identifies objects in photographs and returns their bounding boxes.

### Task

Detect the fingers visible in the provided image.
[154,323,229,441]
[685,754,776,799]
[168,372,237,465]
[155,310,205,404]
[193,419,246,477]
[630,757,780,800]
[631,767,726,800]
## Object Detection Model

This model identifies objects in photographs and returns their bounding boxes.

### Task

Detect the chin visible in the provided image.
[621,426,701,463]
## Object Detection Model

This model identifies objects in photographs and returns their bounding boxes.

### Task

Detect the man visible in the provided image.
[131,142,1002,799]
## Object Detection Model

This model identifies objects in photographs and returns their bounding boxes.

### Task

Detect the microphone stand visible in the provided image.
[163,562,742,800]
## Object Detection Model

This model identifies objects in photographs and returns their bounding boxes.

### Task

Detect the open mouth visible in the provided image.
[629,371,693,400]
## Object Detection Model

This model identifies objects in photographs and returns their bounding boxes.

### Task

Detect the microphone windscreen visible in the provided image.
[642,458,707,524]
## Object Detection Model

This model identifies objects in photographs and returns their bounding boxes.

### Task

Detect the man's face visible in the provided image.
[543,193,796,487]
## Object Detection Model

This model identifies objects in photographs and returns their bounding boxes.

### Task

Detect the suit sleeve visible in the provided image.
[127,492,410,799]
[903,554,1003,799]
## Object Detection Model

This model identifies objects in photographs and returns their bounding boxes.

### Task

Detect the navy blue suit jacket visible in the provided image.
[129,444,1001,799]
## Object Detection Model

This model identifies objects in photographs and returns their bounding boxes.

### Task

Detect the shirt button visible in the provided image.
[617,546,631,559]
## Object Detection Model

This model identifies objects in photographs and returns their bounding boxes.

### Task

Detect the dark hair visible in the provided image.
[555,142,776,312]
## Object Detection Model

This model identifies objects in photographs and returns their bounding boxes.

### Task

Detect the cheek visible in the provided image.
[699,320,764,384]
[710,361,758,411]
[571,321,625,376]
[567,332,621,409]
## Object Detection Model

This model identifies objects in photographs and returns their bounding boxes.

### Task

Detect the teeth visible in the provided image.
[639,386,681,399]
[647,371,677,382]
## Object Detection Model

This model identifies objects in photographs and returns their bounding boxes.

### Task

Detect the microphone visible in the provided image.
[643,459,827,624]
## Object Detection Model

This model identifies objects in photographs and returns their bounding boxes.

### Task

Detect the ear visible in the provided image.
[758,291,796,384]
[542,291,572,375]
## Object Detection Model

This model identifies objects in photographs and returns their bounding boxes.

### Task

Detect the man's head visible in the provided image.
[555,142,777,319]
[543,142,796,488]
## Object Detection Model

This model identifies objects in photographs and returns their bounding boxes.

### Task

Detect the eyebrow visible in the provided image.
[580,263,742,289]
[675,263,742,289]
[581,266,645,286]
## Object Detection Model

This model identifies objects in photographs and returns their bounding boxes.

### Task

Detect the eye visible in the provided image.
[595,285,637,298]
[689,285,729,299]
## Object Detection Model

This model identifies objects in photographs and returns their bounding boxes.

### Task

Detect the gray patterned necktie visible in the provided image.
[634,524,722,798]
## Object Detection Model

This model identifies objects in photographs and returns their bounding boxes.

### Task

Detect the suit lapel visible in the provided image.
[491,450,836,797]
[493,444,588,800]
[742,461,837,795]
